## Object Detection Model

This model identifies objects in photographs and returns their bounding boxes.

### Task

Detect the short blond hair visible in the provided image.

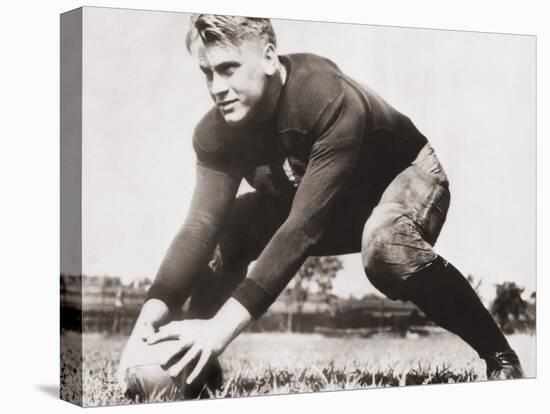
[185,14,277,54]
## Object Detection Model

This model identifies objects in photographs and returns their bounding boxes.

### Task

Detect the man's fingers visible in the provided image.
[167,346,200,379]
[187,350,211,385]
[147,330,179,345]
[160,337,194,369]
[158,320,191,331]
[158,321,176,331]
[146,321,183,343]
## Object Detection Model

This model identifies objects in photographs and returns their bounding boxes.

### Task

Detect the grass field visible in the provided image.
[62,330,535,407]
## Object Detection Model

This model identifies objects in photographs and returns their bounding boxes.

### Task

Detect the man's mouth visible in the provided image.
[218,99,238,108]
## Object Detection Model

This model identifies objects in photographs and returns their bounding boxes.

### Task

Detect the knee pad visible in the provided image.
[362,225,408,300]
[361,204,436,300]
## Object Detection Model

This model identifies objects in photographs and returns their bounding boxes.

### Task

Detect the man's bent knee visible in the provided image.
[362,224,408,300]
[361,204,437,300]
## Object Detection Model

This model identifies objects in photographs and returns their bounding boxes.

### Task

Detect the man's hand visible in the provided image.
[147,298,252,385]
[116,299,170,391]
[147,319,224,384]
[132,320,156,341]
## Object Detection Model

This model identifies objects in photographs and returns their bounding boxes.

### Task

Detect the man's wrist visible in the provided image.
[231,278,275,320]
[146,283,182,314]
[210,298,253,353]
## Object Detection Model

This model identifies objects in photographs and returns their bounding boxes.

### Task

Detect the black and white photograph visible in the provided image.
[60,6,536,407]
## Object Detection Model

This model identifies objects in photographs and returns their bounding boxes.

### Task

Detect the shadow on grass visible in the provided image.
[36,384,59,399]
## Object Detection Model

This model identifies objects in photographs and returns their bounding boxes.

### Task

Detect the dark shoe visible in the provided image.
[485,349,525,380]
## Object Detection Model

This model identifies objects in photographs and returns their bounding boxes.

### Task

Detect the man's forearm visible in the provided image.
[147,161,240,312]
[231,94,363,319]
[231,217,315,319]
[147,213,221,312]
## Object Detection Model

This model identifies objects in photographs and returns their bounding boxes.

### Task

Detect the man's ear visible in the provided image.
[262,43,278,76]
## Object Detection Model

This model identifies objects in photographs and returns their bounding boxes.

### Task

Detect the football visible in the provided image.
[120,338,222,402]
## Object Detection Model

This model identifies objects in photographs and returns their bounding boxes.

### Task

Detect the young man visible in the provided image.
[117,14,524,401]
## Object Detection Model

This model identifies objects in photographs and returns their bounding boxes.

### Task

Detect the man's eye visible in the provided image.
[220,65,237,77]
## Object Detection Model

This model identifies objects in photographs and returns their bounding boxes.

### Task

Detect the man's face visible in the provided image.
[197,40,270,126]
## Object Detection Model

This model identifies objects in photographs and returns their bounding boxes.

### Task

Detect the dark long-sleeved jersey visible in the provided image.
[147,53,428,319]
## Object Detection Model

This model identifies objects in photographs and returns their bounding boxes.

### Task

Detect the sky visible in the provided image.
[74,7,536,302]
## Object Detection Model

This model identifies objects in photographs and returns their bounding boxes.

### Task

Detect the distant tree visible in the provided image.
[526,290,537,330]
[131,277,153,290]
[490,282,528,334]
[284,256,343,332]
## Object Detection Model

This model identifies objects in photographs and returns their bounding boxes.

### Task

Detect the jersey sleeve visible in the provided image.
[146,135,241,312]
[231,84,367,318]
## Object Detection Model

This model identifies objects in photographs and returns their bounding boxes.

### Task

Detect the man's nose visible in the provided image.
[210,73,229,97]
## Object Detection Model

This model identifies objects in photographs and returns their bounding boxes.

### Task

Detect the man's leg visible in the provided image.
[402,256,524,379]
[361,143,523,380]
